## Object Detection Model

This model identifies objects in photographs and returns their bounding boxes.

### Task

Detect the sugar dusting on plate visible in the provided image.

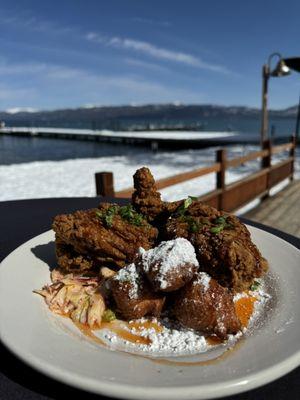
[96,279,271,357]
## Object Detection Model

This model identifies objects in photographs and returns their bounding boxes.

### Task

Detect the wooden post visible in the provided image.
[260,65,269,147]
[290,135,296,182]
[95,172,115,196]
[261,139,272,200]
[216,149,226,210]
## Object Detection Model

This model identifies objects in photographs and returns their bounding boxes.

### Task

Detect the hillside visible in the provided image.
[0,104,297,130]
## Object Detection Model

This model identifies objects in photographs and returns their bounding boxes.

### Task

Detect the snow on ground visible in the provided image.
[1,145,299,215]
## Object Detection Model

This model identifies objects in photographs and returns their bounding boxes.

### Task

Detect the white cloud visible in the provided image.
[0,13,73,36]
[86,32,230,74]
[0,12,231,75]
[124,58,170,73]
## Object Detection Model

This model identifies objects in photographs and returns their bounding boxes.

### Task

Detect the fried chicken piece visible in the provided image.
[164,201,268,292]
[55,237,96,272]
[173,272,241,339]
[110,263,165,320]
[52,203,158,272]
[138,238,199,292]
[132,167,268,292]
[132,167,181,226]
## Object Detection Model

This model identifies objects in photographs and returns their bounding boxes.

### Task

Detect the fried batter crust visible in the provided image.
[132,167,268,292]
[53,204,158,272]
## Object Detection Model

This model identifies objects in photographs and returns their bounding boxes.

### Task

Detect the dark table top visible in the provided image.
[0,197,299,400]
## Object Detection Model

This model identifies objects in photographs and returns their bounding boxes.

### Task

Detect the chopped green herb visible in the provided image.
[183,197,193,209]
[179,215,202,233]
[210,225,224,234]
[215,216,227,225]
[102,309,116,322]
[96,205,145,228]
[95,210,103,219]
[250,281,261,291]
[95,206,117,228]
[176,196,197,216]
[189,221,200,233]
[119,205,144,226]
[104,213,114,227]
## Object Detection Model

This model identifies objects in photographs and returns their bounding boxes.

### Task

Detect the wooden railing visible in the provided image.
[95,136,296,212]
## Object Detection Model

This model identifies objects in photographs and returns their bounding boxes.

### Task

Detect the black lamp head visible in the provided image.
[283,57,300,73]
[270,59,291,77]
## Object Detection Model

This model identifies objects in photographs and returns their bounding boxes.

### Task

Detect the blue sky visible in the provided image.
[0,0,300,111]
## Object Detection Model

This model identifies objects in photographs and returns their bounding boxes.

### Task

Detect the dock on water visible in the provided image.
[0,126,289,149]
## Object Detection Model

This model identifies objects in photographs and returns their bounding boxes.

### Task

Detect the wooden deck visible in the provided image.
[244,180,300,237]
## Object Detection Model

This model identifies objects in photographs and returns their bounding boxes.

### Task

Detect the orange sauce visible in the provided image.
[63,294,258,366]
[75,320,243,366]
[75,320,151,345]
[74,321,106,346]
[206,335,224,346]
[234,295,257,328]
[103,321,151,345]
[129,320,163,334]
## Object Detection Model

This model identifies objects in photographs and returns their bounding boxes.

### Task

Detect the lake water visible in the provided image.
[0,116,297,165]
[0,135,143,165]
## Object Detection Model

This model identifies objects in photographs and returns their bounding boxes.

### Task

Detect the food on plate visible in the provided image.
[35,166,271,357]
[34,271,105,327]
[138,238,199,292]
[164,201,268,292]
[52,203,158,270]
[110,263,165,320]
[133,167,268,292]
[132,167,181,226]
[173,272,241,339]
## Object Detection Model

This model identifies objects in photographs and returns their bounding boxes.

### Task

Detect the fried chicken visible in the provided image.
[173,272,241,339]
[132,167,181,227]
[164,202,268,292]
[53,203,158,272]
[131,167,268,292]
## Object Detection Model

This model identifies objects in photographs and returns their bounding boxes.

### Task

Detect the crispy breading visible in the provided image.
[132,167,268,292]
[164,203,268,292]
[52,203,158,272]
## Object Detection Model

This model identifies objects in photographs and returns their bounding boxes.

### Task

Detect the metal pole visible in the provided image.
[295,93,300,144]
[260,64,269,147]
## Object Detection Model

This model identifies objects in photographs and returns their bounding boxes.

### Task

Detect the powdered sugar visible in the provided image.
[102,318,210,355]
[113,263,140,299]
[98,281,271,356]
[193,272,211,292]
[139,238,199,290]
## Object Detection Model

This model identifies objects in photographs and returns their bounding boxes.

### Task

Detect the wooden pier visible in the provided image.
[0,126,291,149]
[244,180,300,237]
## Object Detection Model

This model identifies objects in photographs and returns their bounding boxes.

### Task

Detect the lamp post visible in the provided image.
[260,53,300,146]
[260,53,290,145]
[295,94,300,143]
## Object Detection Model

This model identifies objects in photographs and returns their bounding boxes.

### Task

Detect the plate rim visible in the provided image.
[0,226,300,400]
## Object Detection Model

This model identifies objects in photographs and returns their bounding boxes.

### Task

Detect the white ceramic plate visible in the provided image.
[0,226,300,400]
